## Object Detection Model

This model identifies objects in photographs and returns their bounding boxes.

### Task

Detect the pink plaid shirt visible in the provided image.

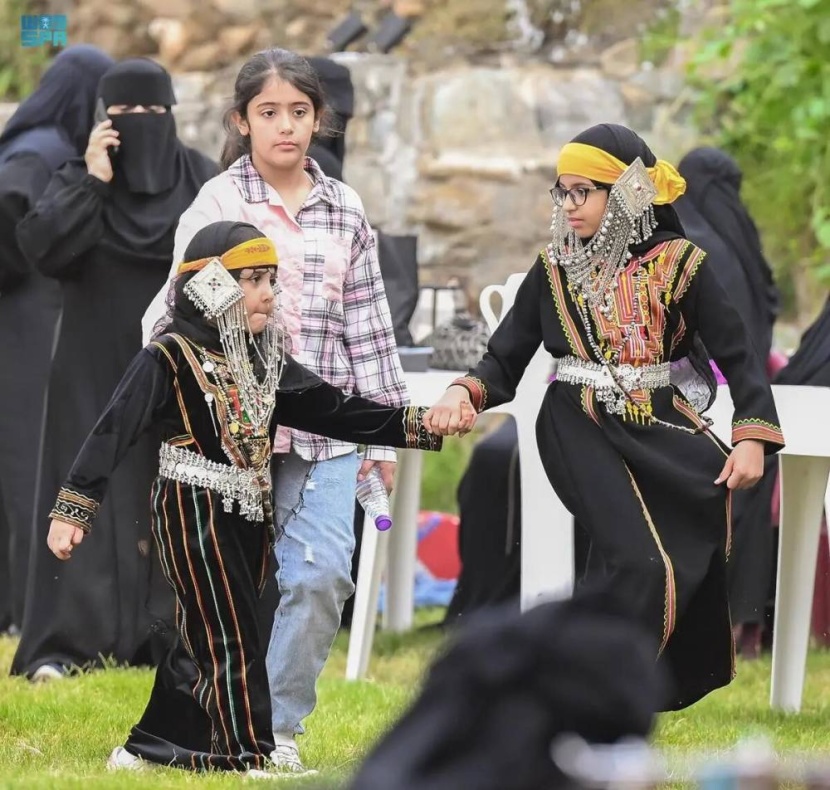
[144,155,409,462]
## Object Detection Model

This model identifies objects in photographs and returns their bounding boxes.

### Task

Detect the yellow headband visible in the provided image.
[177,237,278,275]
[557,142,686,205]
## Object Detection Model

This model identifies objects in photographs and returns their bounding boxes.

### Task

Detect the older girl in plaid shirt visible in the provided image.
[142,48,408,775]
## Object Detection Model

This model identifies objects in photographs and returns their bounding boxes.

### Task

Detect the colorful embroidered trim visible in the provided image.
[732,419,784,446]
[451,376,488,413]
[542,246,590,359]
[403,407,442,451]
[672,242,706,302]
[624,463,676,654]
[50,487,100,533]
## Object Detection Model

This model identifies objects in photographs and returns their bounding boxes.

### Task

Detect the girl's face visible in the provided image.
[234,76,319,173]
[556,174,609,239]
[238,267,277,334]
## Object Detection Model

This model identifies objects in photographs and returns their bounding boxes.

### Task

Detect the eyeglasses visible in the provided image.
[549,184,607,207]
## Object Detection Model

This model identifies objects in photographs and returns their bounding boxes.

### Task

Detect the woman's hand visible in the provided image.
[715,439,765,490]
[423,385,477,437]
[47,519,85,560]
[84,120,119,183]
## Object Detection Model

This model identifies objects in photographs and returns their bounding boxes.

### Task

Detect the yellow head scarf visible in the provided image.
[557,142,686,205]
[176,237,278,276]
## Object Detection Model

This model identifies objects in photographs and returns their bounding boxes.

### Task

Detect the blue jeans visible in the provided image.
[266,450,359,735]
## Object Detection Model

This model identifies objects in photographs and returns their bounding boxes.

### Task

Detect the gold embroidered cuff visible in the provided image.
[49,487,100,534]
[403,407,442,451]
[732,420,785,448]
[451,376,488,413]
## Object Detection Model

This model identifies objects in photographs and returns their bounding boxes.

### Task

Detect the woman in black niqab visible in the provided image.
[10,58,219,679]
[0,44,114,634]
[307,56,354,181]
[675,147,780,362]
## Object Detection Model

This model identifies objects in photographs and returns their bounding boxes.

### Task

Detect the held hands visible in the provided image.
[84,120,119,183]
[422,385,478,437]
[715,439,765,490]
[47,519,85,561]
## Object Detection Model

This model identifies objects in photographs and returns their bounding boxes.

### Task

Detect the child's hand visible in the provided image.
[715,439,764,489]
[423,386,477,436]
[47,519,85,560]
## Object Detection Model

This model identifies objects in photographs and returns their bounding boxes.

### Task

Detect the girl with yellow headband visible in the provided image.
[425,124,784,711]
[43,220,441,775]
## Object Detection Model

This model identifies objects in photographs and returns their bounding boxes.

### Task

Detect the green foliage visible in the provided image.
[0,0,53,101]
[689,0,830,292]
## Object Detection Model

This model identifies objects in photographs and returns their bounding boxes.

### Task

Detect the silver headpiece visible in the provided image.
[549,157,658,315]
[185,259,286,434]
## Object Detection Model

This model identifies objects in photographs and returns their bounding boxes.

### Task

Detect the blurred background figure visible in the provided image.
[349,588,663,790]
[674,147,780,364]
[307,56,355,182]
[0,44,114,636]
[10,58,218,681]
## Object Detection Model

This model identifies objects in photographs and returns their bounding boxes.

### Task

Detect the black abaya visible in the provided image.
[0,45,114,631]
[11,146,217,676]
[0,154,61,630]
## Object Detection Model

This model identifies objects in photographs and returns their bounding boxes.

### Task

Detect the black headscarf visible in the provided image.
[775,296,830,387]
[0,45,114,169]
[567,124,717,408]
[94,58,218,251]
[307,57,355,181]
[349,587,664,790]
[166,221,263,351]
[570,123,687,255]
[676,147,780,359]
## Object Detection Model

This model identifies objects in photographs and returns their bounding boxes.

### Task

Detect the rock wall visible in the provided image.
[3,0,717,297]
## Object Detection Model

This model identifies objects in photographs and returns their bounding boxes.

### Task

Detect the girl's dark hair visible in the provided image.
[220,48,335,170]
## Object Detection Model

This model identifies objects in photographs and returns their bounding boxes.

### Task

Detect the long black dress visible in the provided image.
[0,153,60,631]
[453,239,784,710]
[49,333,439,770]
[11,155,217,677]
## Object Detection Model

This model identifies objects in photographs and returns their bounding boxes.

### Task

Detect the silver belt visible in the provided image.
[557,356,671,392]
[158,443,268,522]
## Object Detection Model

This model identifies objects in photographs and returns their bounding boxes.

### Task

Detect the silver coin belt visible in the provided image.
[556,356,672,415]
[158,442,267,522]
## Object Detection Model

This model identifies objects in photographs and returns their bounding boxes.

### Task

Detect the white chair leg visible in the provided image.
[345,516,389,680]
[770,454,830,711]
[384,449,422,632]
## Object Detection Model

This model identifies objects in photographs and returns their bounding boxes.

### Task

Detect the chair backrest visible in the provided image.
[479,273,527,332]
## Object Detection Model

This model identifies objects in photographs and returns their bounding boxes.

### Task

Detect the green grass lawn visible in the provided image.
[3,614,830,788]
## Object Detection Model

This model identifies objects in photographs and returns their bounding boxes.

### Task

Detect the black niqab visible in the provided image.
[0,45,114,169]
[676,147,779,358]
[307,57,354,180]
[95,58,218,250]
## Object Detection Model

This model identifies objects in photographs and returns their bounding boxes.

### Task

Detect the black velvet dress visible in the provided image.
[453,239,784,710]
[48,332,440,771]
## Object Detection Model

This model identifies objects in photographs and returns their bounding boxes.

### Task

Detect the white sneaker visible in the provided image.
[106,746,147,771]
[31,663,65,682]
[269,741,318,776]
